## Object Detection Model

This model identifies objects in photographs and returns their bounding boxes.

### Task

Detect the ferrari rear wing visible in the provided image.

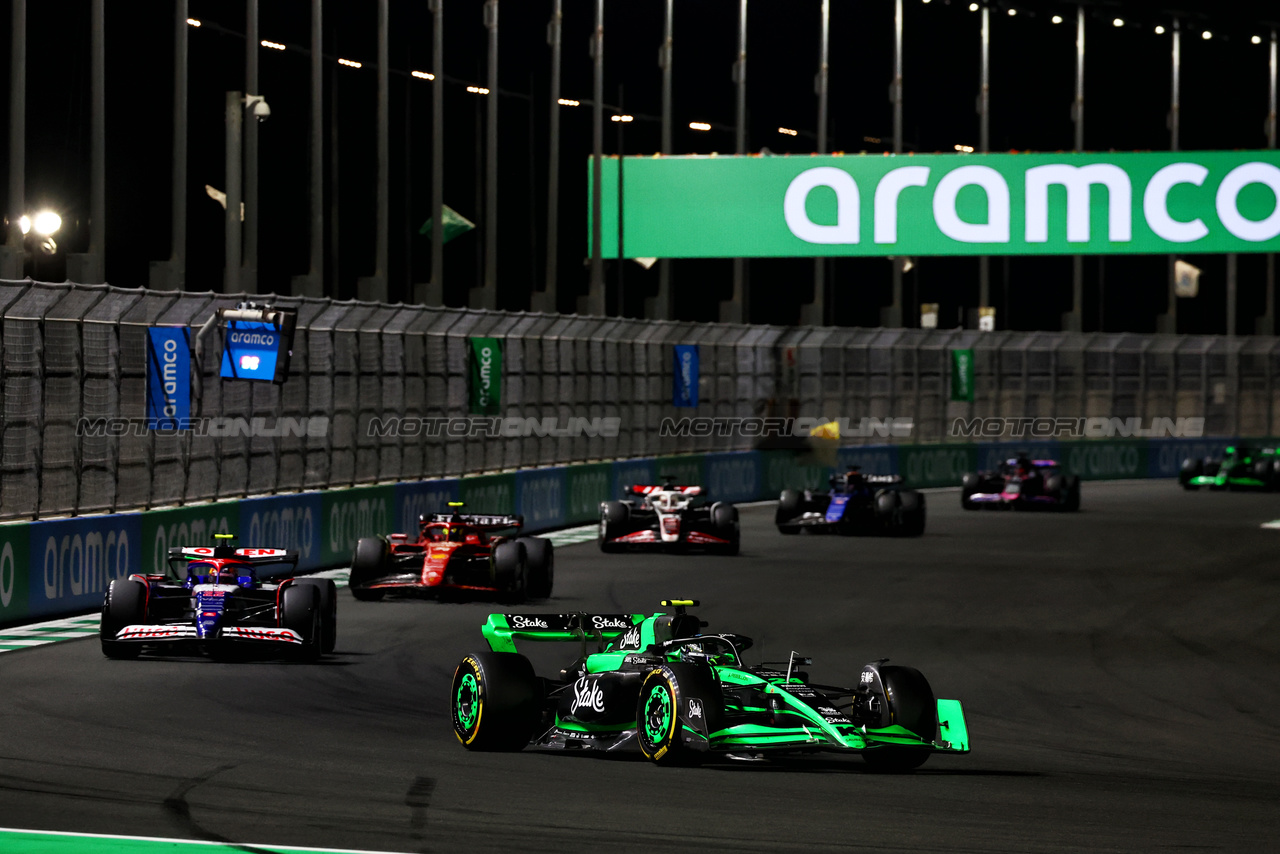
[483,612,644,654]
[425,513,524,530]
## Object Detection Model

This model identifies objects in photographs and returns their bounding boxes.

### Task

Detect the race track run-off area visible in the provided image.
[1,480,1279,853]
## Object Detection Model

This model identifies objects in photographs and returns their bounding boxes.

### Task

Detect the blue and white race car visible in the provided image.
[775,469,925,537]
[99,534,337,661]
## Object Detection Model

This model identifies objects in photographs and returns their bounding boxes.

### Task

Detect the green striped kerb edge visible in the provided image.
[0,828,412,854]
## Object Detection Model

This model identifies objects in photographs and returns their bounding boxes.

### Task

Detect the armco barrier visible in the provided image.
[565,463,611,525]
[3,438,1273,628]
[394,479,461,534]
[26,514,141,621]
[141,503,237,576]
[0,523,32,624]
[705,451,763,504]
[516,468,566,531]
[321,486,395,568]
[1146,438,1235,478]
[241,494,323,572]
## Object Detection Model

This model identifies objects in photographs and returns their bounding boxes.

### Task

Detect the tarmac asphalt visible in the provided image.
[1,479,1279,853]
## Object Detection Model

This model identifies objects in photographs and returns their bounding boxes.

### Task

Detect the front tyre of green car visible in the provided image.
[862,665,937,773]
[635,663,720,766]
[636,669,686,765]
[451,650,541,751]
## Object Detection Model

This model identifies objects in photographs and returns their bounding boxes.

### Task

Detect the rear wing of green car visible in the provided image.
[483,612,645,653]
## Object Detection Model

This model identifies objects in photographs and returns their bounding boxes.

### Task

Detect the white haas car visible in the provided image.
[598,479,740,554]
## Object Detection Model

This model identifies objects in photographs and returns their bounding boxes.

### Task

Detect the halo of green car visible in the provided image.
[1180,446,1280,491]
[450,600,969,772]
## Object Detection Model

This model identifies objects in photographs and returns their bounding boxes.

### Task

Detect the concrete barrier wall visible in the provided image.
[0,437,1254,627]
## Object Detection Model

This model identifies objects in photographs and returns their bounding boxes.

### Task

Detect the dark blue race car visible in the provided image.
[99,535,337,662]
[775,469,925,537]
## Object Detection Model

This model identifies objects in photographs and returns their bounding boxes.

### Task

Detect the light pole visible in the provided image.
[978,3,990,320]
[244,0,259,292]
[471,0,499,309]
[293,0,324,298]
[359,0,390,302]
[225,91,243,294]
[645,0,675,320]
[720,0,748,324]
[0,0,24,278]
[533,0,562,314]
[428,0,444,304]
[1063,4,1085,332]
[150,1,188,291]
[1261,29,1278,335]
[584,0,605,316]
[1158,19,1181,333]
[882,0,904,328]
[67,0,106,284]
[801,0,830,327]
[615,87,626,317]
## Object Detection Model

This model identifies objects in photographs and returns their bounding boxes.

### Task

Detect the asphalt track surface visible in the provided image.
[2,480,1280,853]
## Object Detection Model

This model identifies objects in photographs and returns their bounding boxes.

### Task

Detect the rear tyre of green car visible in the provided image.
[452,651,541,751]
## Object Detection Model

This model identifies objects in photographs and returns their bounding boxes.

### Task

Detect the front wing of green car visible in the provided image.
[679,666,970,757]
[686,696,969,755]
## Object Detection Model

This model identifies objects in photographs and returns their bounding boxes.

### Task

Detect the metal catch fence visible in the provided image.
[1,278,1277,520]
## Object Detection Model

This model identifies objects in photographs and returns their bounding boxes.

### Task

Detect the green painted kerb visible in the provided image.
[0,828,413,854]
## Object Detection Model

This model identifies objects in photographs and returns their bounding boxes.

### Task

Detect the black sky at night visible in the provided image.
[3,0,1279,333]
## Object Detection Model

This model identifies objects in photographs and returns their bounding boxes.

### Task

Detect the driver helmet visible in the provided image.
[214,565,241,586]
[654,492,679,511]
[448,525,466,542]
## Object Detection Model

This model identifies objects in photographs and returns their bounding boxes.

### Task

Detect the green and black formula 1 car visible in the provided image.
[450,600,969,772]
[1180,445,1280,491]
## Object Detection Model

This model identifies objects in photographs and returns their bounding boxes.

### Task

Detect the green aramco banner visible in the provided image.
[951,349,975,402]
[592,151,1280,258]
[469,337,502,415]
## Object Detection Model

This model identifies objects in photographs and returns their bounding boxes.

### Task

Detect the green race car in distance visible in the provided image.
[1180,445,1280,491]
[450,600,969,772]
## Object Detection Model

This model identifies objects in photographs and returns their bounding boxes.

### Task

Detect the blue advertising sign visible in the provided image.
[673,344,699,407]
[612,458,655,501]
[516,468,567,530]
[705,451,762,503]
[220,321,289,382]
[238,493,324,575]
[26,514,142,620]
[837,444,899,477]
[394,479,462,533]
[146,327,191,429]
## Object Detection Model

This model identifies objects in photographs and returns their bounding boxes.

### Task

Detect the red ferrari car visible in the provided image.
[348,504,552,602]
